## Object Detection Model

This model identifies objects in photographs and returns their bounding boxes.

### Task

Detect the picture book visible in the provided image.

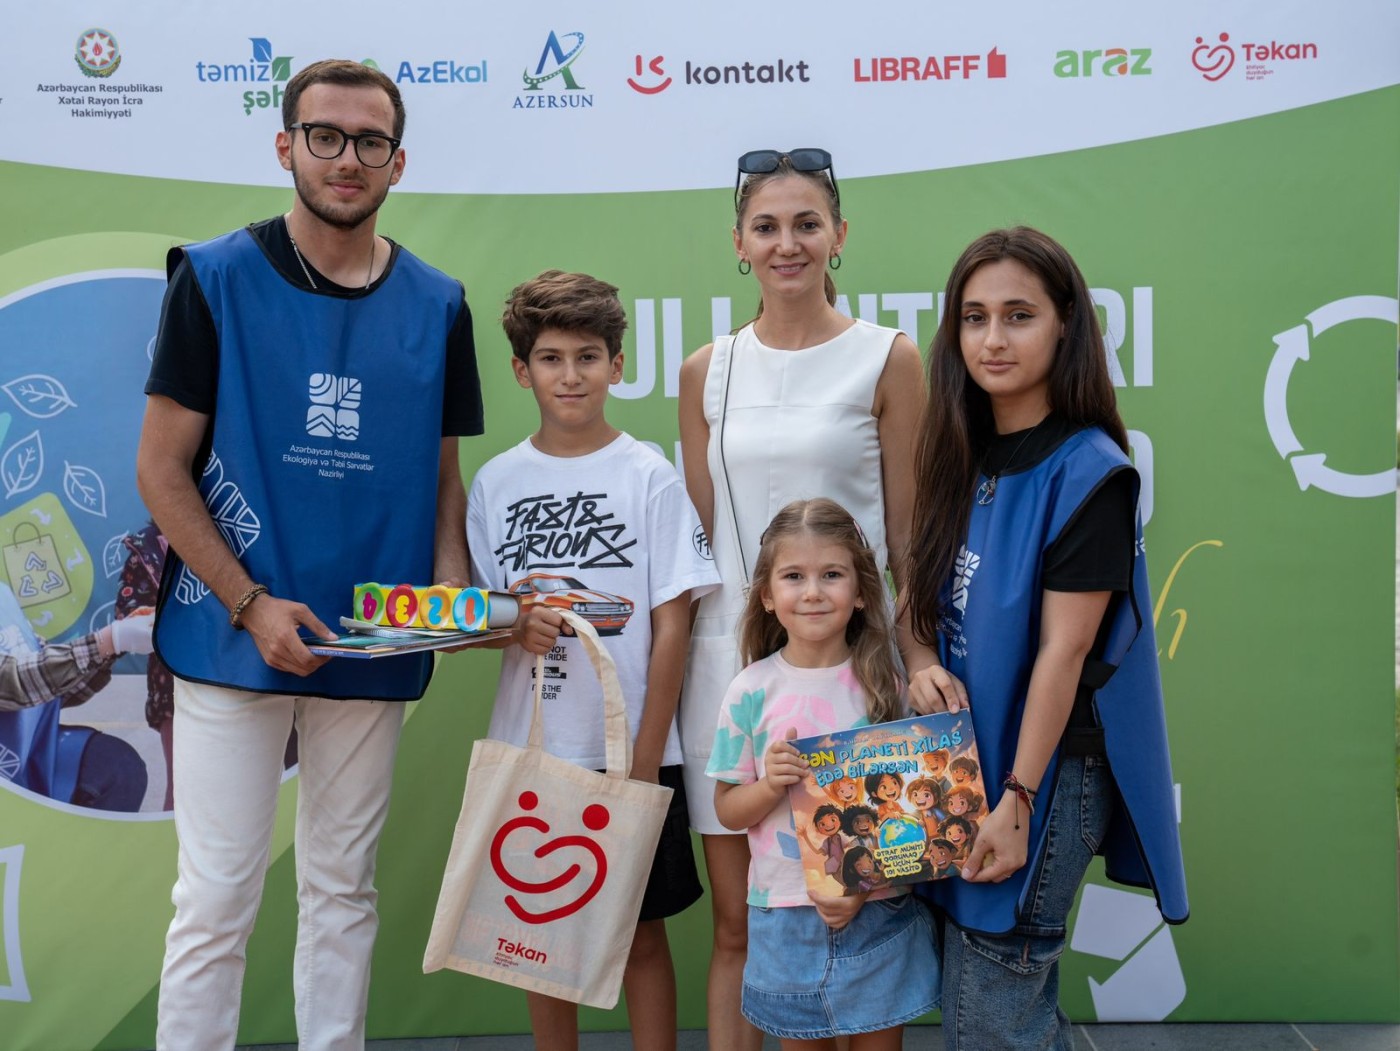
[306,625,511,659]
[788,711,988,896]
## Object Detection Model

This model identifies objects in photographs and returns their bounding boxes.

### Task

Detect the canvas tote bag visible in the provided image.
[423,610,672,1008]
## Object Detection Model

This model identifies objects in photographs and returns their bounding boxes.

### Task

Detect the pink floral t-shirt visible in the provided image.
[707,651,898,907]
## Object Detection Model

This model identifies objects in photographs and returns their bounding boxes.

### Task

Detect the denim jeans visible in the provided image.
[941,754,1112,1051]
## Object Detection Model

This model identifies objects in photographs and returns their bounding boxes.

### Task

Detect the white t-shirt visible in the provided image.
[468,433,719,768]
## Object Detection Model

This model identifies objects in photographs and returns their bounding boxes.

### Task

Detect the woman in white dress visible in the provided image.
[677,148,962,1050]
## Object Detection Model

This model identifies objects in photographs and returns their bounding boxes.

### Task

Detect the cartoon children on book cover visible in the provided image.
[788,713,988,895]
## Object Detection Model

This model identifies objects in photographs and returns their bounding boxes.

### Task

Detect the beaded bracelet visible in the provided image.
[229,583,269,630]
[1003,773,1037,830]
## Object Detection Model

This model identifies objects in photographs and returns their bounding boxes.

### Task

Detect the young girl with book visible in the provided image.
[707,498,939,1049]
[906,227,1188,1049]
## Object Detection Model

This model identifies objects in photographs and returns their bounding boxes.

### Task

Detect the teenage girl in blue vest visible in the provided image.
[904,227,1188,1049]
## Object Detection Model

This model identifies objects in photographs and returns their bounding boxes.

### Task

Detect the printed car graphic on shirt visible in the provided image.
[507,573,635,635]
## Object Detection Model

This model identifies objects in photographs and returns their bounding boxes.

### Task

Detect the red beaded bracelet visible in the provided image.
[1003,773,1037,829]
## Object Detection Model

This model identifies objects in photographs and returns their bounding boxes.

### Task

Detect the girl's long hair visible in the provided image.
[905,226,1129,647]
[738,498,902,724]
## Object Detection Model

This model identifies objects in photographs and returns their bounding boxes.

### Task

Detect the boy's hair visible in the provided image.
[922,748,951,770]
[906,777,943,805]
[928,838,956,858]
[737,498,902,724]
[839,805,878,836]
[501,269,629,362]
[283,59,405,139]
[948,756,980,780]
[813,803,842,827]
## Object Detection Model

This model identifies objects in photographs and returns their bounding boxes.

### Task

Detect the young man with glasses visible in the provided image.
[136,58,482,1049]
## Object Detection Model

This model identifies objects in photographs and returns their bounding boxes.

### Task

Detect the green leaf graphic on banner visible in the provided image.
[271,57,292,81]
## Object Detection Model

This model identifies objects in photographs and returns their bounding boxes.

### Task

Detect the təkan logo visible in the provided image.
[194,38,294,116]
[515,30,593,108]
[853,48,1006,81]
[1192,32,1318,82]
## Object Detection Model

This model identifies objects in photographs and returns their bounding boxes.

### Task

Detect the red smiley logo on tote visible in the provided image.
[490,791,610,924]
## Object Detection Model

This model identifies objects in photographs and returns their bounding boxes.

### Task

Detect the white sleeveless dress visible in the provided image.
[680,318,900,833]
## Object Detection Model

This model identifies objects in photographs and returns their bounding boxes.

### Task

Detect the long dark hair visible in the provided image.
[905,226,1128,646]
[734,156,842,321]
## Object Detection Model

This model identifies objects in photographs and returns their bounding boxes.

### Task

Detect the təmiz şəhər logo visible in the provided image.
[194,37,295,115]
[1191,32,1318,82]
[853,49,1006,81]
[516,30,592,109]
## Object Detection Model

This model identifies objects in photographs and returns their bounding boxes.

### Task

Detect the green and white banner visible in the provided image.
[1,1,1397,1046]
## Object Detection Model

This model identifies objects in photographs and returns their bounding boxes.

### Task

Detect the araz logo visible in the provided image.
[516,31,593,109]
[75,28,121,79]
[1193,32,1318,82]
[195,38,294,116]
[1053,47,1152,78]
[628,55,671,94]
[491,790,610,924]
[854,48,1005,82]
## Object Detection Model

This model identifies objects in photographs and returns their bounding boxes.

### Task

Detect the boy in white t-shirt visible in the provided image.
[467,269,719,1049]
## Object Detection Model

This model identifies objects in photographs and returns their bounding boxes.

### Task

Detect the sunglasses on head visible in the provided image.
[734,148,839,212]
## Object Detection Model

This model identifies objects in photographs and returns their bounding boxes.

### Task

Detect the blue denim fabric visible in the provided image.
[941,754,1112,1051]
[742,893,940,1038]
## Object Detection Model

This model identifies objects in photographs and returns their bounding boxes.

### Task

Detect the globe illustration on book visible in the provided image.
[877,813,926,852]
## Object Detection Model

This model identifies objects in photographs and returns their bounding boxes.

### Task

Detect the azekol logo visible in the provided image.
[854,48,1005,82]
[491,790,611,924]
[1053,47,1152,77]
[628,55,671,94]
[194,38,295,116]
[75,28,121,79]
[515,30,593,109]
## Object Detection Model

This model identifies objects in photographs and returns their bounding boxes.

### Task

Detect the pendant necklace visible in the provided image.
[289,233,376,291]
[976,417,1047,506]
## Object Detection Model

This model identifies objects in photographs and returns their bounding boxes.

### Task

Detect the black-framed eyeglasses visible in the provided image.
[734,148,839,213]
[289,122,401,168]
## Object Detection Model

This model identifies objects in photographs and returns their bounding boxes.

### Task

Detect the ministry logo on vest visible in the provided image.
[515,31,593,110]
[306,373,361,441]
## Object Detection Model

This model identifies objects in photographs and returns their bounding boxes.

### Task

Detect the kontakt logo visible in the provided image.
[627,55,670,94]
[515,30,593,109]
[853,48,1005,82]
[194,38,295,116]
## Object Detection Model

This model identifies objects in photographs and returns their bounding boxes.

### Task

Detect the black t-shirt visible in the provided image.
[980,414,1134,595]
[144,217,484,438]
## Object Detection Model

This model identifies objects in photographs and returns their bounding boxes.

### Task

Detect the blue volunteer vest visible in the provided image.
[924,427,1188,932]
[0,585,93,802]
[153,227,459,699]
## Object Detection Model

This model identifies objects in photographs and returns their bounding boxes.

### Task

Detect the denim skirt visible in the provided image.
[741,892,940,1039]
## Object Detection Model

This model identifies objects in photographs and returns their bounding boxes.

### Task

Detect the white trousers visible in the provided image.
[156,678,404,1051]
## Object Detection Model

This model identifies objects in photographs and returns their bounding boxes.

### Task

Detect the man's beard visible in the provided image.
[290,158,390,231]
